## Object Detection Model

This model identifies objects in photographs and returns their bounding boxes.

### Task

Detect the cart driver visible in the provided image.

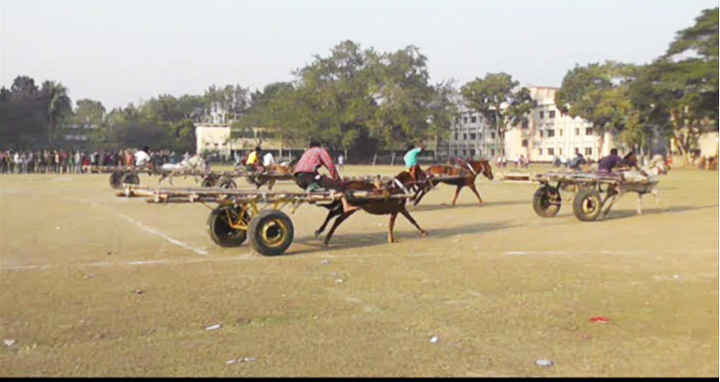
[403,142,424,182]
[597,148,623,176]
[135,146,151,168]
[293,140,358,213]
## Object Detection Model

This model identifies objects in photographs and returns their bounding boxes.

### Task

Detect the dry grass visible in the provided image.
[0,165,717,377]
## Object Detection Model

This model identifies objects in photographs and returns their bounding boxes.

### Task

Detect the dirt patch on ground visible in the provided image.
[0,166,717,377]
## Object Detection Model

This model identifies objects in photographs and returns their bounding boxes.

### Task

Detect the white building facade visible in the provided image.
[445,86,615,162]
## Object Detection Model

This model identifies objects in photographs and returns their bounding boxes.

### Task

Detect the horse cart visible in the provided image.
[531,171,658,222]
[116,184,416,256]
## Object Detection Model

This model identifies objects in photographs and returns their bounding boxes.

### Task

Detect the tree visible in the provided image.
[555,61,636,157]
[40,81,73,143]
[461,73,535,156]
[654,7,719,161]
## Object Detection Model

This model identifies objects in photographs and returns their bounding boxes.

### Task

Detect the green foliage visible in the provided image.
[460,72,535,147]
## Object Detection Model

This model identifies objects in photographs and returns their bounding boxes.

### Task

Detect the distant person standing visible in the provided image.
[337,154,345,172]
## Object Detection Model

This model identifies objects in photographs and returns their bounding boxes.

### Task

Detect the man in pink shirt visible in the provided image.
[293,140,358,212]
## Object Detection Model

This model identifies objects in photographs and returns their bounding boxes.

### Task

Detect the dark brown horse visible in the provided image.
[314,169,428,247]
[413,158,494,206]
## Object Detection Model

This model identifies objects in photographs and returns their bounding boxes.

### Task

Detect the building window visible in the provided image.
[463,117,468,124]
[463,133,467,140]
[522,120,529,129]
[549,110,555,118]
[470,149,476,157]
[548,148,555,156]
[547,130,555,137]
[539,131,543,138]
[454,133,458,140]
[471,116,477,123]
[491,132,496,139]
[470,133,477,140]
[559,129,563,137]
[586,128,593,135]
[585,147,592,156]
[538,148,543,156]
[454,149,458,156]
[490,149,495,156]
[558,148,562,156]
[575,128,580,136]
[522,139,528,147]
[575,147,580,155]
[539,111,544,119]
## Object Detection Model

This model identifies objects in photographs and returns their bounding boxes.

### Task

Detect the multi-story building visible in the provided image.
[444,86,615,162]
[444,106,504,159]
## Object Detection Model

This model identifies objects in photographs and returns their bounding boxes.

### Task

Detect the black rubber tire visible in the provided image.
[207,205,250,247]
[248,210,294,256]
[215,176,237,189]
[121,173,140,186]
[201,175,218,188]
[573,188,603,222]
[532,185,561,218]
[109,171,124,189]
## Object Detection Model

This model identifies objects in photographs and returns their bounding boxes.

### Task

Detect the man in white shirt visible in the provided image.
[263,152,275,167]
[135,146,151,167]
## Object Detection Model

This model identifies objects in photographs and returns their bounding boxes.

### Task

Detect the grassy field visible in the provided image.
[0,165,717,377]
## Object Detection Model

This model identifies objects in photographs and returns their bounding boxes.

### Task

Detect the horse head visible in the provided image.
[469,159,494,180]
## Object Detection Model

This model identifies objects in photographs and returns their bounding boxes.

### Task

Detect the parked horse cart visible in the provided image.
[116,185,416,256]
[531,171,660,221]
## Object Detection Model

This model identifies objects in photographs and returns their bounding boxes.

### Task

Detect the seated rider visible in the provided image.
[292,140,358,213]
[568,153,587,170]
[403,142,424,181]
[597,148,623,176]
[245,146,262,172]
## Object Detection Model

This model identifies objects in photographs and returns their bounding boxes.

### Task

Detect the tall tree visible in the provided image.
[654,7,719,161]
[461,73,535,156]
[555,61,636,156]
[40,81,73,143]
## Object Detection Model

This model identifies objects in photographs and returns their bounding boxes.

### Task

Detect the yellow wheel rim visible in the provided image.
[262,219,287,248]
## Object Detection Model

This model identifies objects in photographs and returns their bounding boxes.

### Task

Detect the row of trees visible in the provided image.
[1,8,716,161]
[556,7,718,159]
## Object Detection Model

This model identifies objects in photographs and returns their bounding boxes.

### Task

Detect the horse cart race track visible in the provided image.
[0,165,717,377]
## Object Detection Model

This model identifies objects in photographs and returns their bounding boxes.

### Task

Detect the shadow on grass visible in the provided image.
[287,220,517,255]
[410,199,527,211]
[605,204,719,220]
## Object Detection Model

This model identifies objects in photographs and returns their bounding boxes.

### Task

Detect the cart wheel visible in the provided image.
[109,171,124,189]
[248,210,294,256]
[532,185,561,217]
[573,188,603,221]
[201,175,218,188]
[215,176,237,189]
[207,205,250,247]
[122,173,140,186]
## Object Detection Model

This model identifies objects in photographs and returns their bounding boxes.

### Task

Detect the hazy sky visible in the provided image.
[1,0,717,110]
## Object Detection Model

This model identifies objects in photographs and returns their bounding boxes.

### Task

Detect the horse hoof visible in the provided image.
[314,230,321,237]
[420,231,428,237]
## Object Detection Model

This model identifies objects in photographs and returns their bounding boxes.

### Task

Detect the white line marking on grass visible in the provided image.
[87,201,209,256]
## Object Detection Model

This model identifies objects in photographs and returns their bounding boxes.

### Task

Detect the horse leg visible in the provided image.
[399,207,427,237]
[651,188,661,207]
[323,209,358,247]
[636,193,643,215]
[388,211,399,243]
[451,185,463,206]
[315,202,342,237]
[602,193,621,217]
[467,183,484,204]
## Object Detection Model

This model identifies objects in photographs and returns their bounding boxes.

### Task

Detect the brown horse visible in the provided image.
[413,158,494,206]
[314,169,428,247]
